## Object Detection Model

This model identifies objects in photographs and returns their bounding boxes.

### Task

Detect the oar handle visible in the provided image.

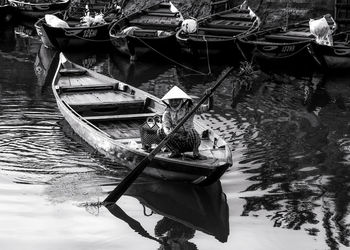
[103,67,234,204]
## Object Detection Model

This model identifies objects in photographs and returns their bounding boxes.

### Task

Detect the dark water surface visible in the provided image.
[0,23,350,250]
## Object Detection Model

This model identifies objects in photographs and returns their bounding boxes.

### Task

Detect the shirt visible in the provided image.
[162,101,210,135]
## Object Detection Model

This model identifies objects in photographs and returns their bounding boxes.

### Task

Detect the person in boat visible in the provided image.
[157,86,213,159]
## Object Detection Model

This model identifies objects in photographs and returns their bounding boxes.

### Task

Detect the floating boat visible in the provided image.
[8,0,70,19]
[236,20,318,70]
[175,2,260,60]
[107,178,229,244]
[310,31,350,70]
[34,9,120,50]
[109,1,183,61]
[52,53,232,185]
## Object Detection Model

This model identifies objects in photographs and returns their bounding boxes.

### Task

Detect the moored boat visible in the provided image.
[175,1,260,61]
[236,20,316,70]
[34,9,120,50]
[109,1,183,61]
[310,30,350,70]
[107,178,229,244]
[237,14,337,71]
[8,0,70,19]
[52,53,232,185]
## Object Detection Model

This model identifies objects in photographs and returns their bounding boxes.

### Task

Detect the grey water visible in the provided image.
[0,22,350,250]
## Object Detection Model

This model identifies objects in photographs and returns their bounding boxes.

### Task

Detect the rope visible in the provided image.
[132,36,210,76]
[203,35,212,75]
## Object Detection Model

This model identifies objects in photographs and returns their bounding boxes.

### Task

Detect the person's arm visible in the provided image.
[162,111,173,135]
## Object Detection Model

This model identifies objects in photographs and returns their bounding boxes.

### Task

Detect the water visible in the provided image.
[0,22,350,250]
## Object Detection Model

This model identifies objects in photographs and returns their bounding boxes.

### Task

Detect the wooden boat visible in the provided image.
[107,178,229,243]
[309,31,350,70]
[34,10,119,50]
[109,1,183,61]
[52,53,232,184]
[7,0,70,19]
[236,21,317,70]
[175,3,260,60]
[0,0,17,24]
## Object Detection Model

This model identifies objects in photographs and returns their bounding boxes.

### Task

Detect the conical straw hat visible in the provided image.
[161,86,192,102]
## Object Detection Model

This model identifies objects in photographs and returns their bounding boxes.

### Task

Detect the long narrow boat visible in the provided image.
[52,53,232,185]
[309,31,350,70]
[109,1,183,61]
[175,2,260,60]
[8,0,70,19]
[236,19,319,70]
[107,178,229,243]
[34,10,121,50]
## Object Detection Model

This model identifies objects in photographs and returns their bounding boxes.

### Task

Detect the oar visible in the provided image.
[106,203,165,244]
[103,66,234,204]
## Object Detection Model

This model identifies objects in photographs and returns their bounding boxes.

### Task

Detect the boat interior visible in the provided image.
[56,65,227,162]
[113,3,181,38]
[189,8,256,39]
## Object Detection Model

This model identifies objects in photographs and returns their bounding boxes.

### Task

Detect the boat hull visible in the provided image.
[37,20,111,50]
[8,0,70,19]
[237,38,316,69]
[176,6,260,61]
[311,42,350,70]
[52,54,232,184]
[56,97,230,183]
[109,2,182,60]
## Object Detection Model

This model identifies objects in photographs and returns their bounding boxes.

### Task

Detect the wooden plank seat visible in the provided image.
[189,33,234,39]
[218,13,253,21]
[133,29,159,37]
[145,11,178,17]
[210,0,228,5]
[198,27,244,36]
[59,68,87,76]
[206,20,252,30]
[83,112,157,121]
[58,84,117,92]
[66,99,145,108]
[61,89,146,113]
[264,33,314,42]
[129,16,179,28]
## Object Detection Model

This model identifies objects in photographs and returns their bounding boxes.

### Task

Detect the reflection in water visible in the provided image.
[34,44,59,87]
[108,53,173,87]
[229,69,350,249]
[106,178,229,249]
[0,28,350,249]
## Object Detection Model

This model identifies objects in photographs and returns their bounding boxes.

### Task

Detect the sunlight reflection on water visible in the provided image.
[0,22,349,250]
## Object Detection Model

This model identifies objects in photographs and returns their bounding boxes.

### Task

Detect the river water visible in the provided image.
[0,22,350,250]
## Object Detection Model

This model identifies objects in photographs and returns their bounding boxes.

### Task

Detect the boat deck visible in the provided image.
[56,65,229,166]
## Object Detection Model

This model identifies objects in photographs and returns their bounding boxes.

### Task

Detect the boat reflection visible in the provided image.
[0,25,16,53]
[14,19,38,38]
[34,44,59,87]
[107,53,173,87]
[63,50,110,74]
[106,179,229,248]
